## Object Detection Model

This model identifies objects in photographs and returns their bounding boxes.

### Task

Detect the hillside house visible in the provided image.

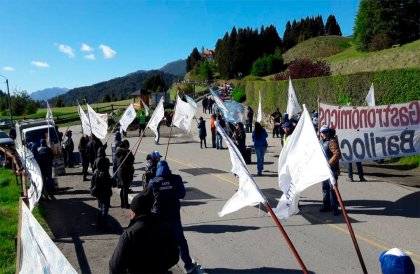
[129,89,151,110]
[202,49,215,61]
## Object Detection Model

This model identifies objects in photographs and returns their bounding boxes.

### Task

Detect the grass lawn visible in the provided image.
[0,168,50,274]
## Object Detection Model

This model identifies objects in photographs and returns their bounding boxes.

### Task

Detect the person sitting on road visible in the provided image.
[379,248,415,274]
[109,187,179,273]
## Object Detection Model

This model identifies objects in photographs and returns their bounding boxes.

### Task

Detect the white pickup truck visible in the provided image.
[15,119,66,175]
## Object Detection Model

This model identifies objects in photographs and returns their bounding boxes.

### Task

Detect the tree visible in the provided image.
[54,96,64,108]
[199,61,214,81]
[186,47,201,72]
[325,15,342,36]
[143,73,167,92]
[353,0,420,52]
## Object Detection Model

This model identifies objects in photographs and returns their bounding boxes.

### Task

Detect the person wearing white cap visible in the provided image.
[319,124,342,216]
[379,248,415,274]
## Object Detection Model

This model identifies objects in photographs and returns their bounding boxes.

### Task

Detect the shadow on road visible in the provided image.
[205,267,313,273]
[183,224,260,234]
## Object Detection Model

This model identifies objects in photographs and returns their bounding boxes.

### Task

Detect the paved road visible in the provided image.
[42,106,420,274]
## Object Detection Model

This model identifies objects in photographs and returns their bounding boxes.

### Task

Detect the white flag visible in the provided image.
[119,103,137,131]
[17,148,43,212]
[365,83,375,107]
[147,97,165,142]
[184,94,197,110]
[87,104,108,139]
[217,123,266,217]
[141,98,150,116]
[45,101,54,125]
[286,77,302,117]
[173,95,197,133]
[274,105,335,220]
[20,202,77,274]
[256,90,262,122]
[78,103,91,136]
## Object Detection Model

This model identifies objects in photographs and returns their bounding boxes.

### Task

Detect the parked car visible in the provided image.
[0,130,14,147]
[0,118,12,129]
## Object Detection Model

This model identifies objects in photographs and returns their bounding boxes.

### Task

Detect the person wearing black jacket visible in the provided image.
[109,187,179,273]
[86,134,106,171]
[116,140,134,208]
[90,147,112,231]
[148,160,198,274]
[78,135,89,181]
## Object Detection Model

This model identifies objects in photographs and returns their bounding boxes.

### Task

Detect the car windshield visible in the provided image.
[0,131,9,138]
[25,128,59,145]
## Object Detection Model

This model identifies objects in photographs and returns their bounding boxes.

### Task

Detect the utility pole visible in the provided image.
[0,74,13,127]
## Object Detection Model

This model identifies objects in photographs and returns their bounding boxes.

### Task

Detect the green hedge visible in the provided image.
[245,68,420,113]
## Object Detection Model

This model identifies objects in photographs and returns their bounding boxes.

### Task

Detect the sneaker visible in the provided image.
[359,177,367,182]
[185,262,198,274]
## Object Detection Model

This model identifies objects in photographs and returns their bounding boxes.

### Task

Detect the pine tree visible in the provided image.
[325,15,342,36]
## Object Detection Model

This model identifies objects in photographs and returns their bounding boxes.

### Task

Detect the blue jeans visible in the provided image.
[254,146,267,174]
[166,218,193,269]
[216,134,223,149]
[322,177,338,210]
[97,197,110,228]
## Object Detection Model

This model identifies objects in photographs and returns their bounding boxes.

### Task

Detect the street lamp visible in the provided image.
[0,74,13,127]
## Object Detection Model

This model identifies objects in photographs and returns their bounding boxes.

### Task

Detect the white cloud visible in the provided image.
[31,61,49,68]
[58,44,75,58]
[81,43,93,52]
[3,66,14,71]
[99,44,117,59]
[84,54,96,60]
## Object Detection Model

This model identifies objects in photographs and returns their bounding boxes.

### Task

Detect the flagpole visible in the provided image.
[76,100,84,135]
[164,91,178,160]
[264,203,308,274]
[334,185,368,274]
[85,100,93,136]
[218,124,308,273]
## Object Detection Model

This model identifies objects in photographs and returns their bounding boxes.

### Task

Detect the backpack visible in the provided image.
[91,170,112,197]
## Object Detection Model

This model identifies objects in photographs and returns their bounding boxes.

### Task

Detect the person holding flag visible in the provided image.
[138,110,147,137]
[319,125,342,216]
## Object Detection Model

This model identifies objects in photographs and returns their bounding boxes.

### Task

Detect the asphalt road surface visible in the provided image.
[41,106,420,274]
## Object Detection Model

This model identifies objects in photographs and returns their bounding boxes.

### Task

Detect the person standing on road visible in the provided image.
[111,132,122,186]
[148,160,198,274]
[143,151,162,188]
[78,135,89,181]
[210,114,216,148]
[247,106,254,133]
[62,129,75,168]
[252,122,268,176]
[281,121,295,147]
[138,110,147,137]
[87,134,106,172]
[90,146,112,231]
[197,117,207,149]
[233,122,246,159]
[216,114,226,149]
[271,108,282,138]
[347,162,367,182]
[319,125,342,216]
[202,96,209,114]
[116,140,135,209]
[109,187,179,274]
[38,138,55,200]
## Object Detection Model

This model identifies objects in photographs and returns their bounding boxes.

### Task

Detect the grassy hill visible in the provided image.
[327,39,420,75]
[282,35,352,64]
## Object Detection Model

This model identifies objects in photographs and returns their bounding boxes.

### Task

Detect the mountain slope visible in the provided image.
[54,70,176,106]
[159,59,186,76]
[30,87,69,101]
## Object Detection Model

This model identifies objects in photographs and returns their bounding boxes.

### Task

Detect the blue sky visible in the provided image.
[0,0,359,94]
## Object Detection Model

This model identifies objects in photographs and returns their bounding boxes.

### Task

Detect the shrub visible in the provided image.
[273,59,331,80]
[251,54,284,76]
[232,87,246,102]
[368,33,393,52]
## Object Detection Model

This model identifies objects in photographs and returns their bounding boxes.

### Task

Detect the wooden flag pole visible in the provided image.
[111,133,143,179]
[164,92,179,160]
[334,185,368,274]
[264,203,309,274]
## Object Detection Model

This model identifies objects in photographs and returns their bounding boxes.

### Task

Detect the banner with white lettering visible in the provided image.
[20,202,77,274]
[17,148,43,211]
[319,101,420,163]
